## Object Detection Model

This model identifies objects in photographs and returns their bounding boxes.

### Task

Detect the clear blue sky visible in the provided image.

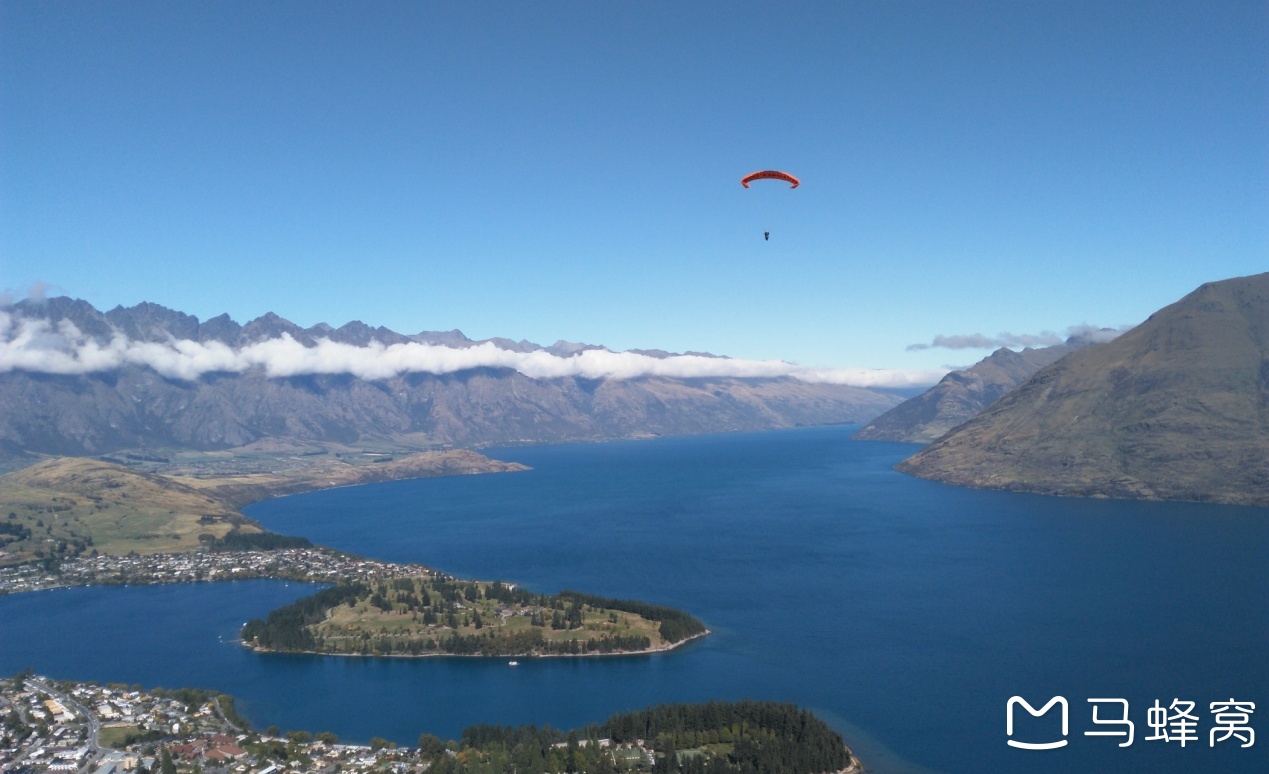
[2,1,1264,373]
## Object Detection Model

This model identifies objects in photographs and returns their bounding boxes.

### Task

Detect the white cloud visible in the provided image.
[0,311,941,389]
[906,324,1131,351]
[1064,324,1129,344]
[0,281,61,306]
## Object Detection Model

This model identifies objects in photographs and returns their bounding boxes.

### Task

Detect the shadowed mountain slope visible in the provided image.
[896,273,1269,505]
[852,344,1076,443]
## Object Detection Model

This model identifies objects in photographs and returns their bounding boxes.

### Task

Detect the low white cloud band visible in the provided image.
[0,312,941,389]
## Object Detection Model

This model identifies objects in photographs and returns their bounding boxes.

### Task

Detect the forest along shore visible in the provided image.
[1,674,861,774]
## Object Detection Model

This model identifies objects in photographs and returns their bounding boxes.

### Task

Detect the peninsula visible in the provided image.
[242,577,708,658]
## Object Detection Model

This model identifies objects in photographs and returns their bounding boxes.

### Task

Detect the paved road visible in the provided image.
[28,678,103,770]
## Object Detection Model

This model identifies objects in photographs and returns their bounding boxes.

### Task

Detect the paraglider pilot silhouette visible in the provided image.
[742,170,799,241]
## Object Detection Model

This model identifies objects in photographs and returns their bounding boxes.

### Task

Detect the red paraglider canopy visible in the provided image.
[741,170,800,189]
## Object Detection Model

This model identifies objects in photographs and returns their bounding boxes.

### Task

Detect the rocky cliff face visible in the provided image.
[0,300,902,458]
[896,273,1269,506]
[852,344,1075,444]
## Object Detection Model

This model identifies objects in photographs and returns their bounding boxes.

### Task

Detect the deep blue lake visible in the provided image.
[2,427,1266,773]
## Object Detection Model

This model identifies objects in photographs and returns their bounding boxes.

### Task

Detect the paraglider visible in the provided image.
[742,170,799,240]
[741,170,800,189]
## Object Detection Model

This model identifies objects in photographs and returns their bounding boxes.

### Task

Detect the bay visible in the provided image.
[2,426,1265,773]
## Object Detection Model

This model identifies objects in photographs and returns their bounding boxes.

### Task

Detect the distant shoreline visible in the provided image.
[0,449,529,570]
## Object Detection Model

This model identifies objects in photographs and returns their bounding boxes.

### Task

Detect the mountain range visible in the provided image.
[897,273,1269,506]
[0,298,904,460]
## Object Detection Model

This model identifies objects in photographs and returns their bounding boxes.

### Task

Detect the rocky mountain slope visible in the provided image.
[896,273,1269,506]
[852,344,1076,443]
[0,299,903,459]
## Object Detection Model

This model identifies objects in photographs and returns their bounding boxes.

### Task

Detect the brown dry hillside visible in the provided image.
[896,273,1269,506]
[0,458,254,562]
[0,450,528,566]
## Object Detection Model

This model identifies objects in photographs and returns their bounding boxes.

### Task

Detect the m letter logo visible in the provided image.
[1007,696,1069,749]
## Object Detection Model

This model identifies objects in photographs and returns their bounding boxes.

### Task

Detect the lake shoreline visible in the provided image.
[241,627,712,660]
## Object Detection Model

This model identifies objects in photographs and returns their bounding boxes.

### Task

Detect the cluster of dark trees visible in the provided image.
[558,591,707,643]
[212,531,314,551]
[241,583,368,650]
[96,452,170,464]
[485,580,536,605]
[364,577,485,615]
[0,520,33,542]
[422,701,851,774]
[2,511,93,564]
[603,701,852,773]
[2,688,35,743]
[437,631,653,656]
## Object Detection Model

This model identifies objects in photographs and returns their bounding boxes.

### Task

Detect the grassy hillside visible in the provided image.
[0,458,257,565]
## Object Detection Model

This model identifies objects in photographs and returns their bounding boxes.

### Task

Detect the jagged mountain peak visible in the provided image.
[104,302,201,343]
[3,298,670,363]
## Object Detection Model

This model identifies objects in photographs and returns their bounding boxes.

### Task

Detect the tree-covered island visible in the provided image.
[242,575,708,657]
